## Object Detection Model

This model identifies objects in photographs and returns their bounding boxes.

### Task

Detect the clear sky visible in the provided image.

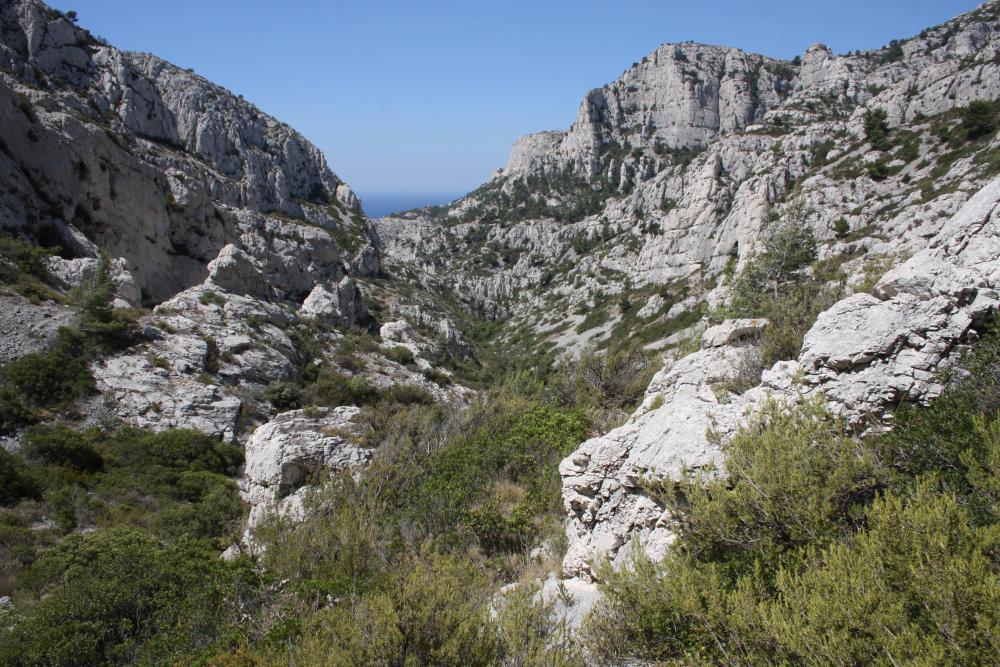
[48,1,981,197]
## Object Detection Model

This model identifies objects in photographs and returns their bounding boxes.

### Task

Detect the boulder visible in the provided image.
[241,406,370,534]
[298,276,368,327]
[701,318,769,348]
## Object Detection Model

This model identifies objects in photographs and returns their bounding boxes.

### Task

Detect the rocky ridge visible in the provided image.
[376,3,1000,359]
[559,174,1000,584]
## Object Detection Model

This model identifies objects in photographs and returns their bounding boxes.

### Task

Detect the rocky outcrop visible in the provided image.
[241,406,370,536]
[502,43,792,180]
[560,333,761,578]
[298,277,369,328]
[559,174,1000,580]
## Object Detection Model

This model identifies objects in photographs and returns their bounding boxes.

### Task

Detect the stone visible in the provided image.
[298,276,368,327]
[241,406,371,537]
[636,294,665,319]
[701,318,769,348]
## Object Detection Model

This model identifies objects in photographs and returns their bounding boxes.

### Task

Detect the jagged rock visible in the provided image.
[505,44,792,180]
[636,294,665,319]
[560,338,760,579]
[0,0,378,305]
[298,277,368,327]
[380,319,413,343]
[44,255,142,306]
[92,352,242,440]
[376,3,1000,356]
[241,406,370,534]
[701,318,768,348]
[392,304,475,360]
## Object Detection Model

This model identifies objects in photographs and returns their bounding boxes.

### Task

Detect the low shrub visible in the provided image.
[385,345,416,366]
[22,425,103,473]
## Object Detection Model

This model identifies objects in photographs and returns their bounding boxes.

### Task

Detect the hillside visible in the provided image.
[378,4,1000,364]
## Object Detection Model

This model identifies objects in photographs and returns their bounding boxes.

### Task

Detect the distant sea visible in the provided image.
[360,192,465,219]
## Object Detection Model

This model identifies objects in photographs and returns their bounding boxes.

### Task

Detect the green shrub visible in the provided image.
[294,552,498,666]
[726,221,833,365]
[422,367,452,386]
[384,383,434,405]
[961,99,997,141]
[385,345,416,366]
[103,428,242,475]
[0,331,93,408]
[0,528,256,666]
[864,107,893,151]
[0,329,95,434]
[304,370,380,407]
[264,380,303,410]
[22,425,103,473]
[0,449,41,506]
[583,330,1000,665]
[0,235,61,302]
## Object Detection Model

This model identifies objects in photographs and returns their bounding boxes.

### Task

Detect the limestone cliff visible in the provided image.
[377,2,1000,358]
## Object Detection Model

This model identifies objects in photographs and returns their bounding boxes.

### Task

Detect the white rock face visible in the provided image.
[0,0,375,304]
[636,294,665,319]
[560,175,1000,580]
[560,333,761,579]
[44,255,142,306]
[93,351,243,440]
[505,44,791,179]
[242,406,370,535]
[701,318,768,348]
[376,3,1000,357]
[298,277,368,327]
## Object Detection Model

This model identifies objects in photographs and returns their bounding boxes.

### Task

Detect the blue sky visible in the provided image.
[50,1,980,198]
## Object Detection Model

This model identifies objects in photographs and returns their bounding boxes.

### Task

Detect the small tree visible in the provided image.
[745,220,817,299]
[79,250,116,331]
[961,100,997,141]
[833,217,851,239]
[863,108,892,151]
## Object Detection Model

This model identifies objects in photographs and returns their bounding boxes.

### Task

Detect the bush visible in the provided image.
[294,552,498,666]
[726,221,832,365]
[584,330,1000,665]
[264,381,303,410]
[864,107,892,151]
[0,450,41,506]
[961,100,997,141]
[0,528,256,666]
[304,370,380,407]
[384,383,434,405]
[0,331,93,408]
[0,329,95,434]
[385,345,416,366]
[0,235,60,302]
[22,425,103,473]
[103,428,242,475]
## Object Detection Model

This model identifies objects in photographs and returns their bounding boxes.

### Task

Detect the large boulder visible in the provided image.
[241,406,370,534]
[298,276,368,327]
